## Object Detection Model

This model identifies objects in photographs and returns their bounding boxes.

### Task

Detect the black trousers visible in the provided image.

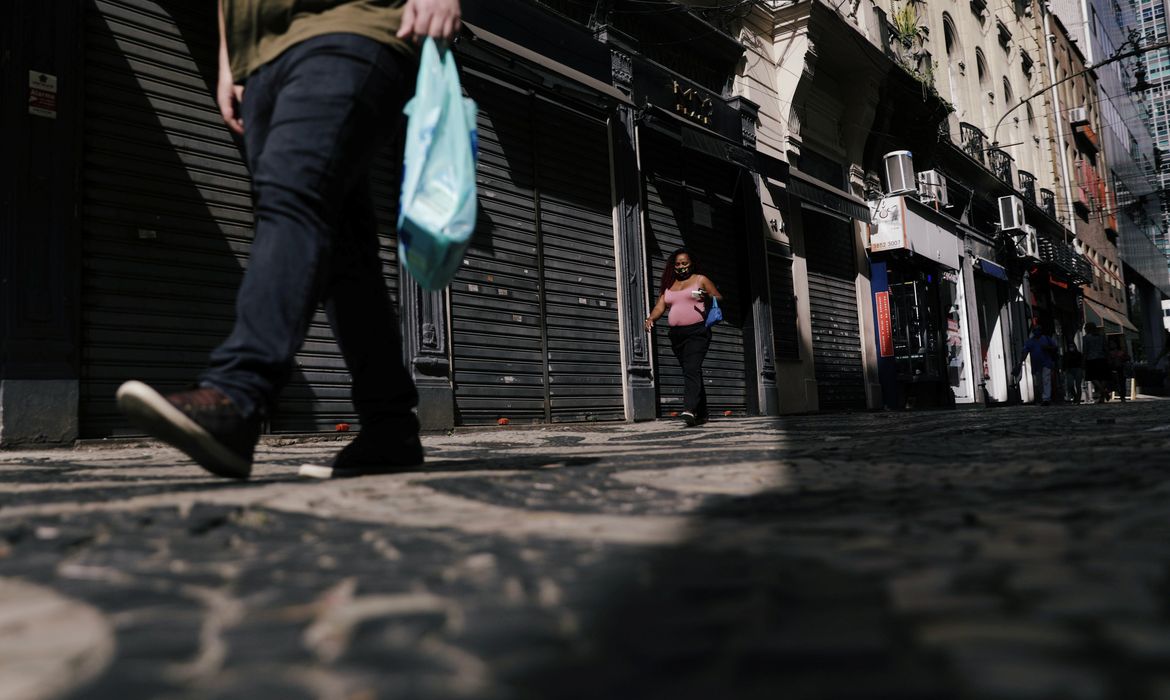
[668,322,710,417]
[200,34,418,441]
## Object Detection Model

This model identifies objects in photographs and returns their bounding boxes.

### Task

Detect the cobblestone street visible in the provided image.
[3,401,1170,699]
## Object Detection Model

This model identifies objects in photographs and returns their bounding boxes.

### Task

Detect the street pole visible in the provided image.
[991,37,1170,148]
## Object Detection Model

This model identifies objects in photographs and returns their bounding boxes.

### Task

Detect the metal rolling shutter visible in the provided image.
[803,210,866,409]
[536,101,623,423]
[767,240,800,361]
[643,135,749,417]
[450,76,545,424]
[80,0,395,437]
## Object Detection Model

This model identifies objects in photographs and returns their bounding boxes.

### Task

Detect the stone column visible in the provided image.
[398,276,454,430]
[729,96,779,415]
[0,1,83,446]
[608,43,656,420]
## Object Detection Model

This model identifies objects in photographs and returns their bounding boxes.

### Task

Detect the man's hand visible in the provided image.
[217,0,244,135]
[397,0,462,43]
[217,61,245,135]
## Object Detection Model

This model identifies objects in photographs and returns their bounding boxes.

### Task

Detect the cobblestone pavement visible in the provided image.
[2,400,1170,700]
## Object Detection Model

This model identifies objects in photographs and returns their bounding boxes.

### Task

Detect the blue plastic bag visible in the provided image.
[398,38,478,290]
[705,297,723,328]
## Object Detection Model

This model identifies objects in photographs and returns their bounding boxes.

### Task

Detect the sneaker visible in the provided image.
[299,432,424,479]
[681,411,697,427]
[116,380,259,480]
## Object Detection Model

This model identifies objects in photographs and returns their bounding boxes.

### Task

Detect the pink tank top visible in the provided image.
[664,288,705,326]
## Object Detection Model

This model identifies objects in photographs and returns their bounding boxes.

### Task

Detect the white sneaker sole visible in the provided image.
[115,380,252,480]
[297,464,335,479]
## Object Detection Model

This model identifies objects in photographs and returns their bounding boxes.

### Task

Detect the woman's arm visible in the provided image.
[644,293,666,332]
[698,276,722,302]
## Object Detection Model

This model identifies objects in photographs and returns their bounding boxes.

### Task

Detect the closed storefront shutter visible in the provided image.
[536,102,624,423]
[803,209,866,409]
[450,76,545,424]
[80,0,397,437]
[642,133,749,416]
[450,74,622,425]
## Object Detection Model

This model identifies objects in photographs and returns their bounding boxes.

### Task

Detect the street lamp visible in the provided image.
[991,37,1170,147]
[1132,67,1154,93]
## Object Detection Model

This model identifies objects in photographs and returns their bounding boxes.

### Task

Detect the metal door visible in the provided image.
[802,209,866,409]
[80,0,398,436]
[642,133,749,416]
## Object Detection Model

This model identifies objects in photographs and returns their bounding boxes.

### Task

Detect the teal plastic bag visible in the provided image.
[398,38,478,290]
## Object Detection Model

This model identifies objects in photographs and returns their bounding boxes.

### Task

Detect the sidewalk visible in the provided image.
[2,402,1170,699]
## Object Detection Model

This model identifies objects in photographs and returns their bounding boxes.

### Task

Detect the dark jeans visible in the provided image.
[201,34,418,438]
[668,322,710,417]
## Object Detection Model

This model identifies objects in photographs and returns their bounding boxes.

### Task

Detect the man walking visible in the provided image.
[1015,326,1058,406]
[116,0,461,479]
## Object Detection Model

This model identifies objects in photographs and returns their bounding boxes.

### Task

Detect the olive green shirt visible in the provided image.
[223,0,412,82]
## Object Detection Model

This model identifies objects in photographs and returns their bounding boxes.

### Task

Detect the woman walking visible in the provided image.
[644,249,723,426]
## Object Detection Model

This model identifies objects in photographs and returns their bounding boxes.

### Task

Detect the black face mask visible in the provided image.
[674,265,692,279]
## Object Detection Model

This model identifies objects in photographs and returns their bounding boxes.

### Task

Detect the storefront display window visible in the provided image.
[888,268,942,380]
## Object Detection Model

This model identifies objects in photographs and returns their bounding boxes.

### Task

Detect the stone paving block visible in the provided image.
[2,404,1170,697]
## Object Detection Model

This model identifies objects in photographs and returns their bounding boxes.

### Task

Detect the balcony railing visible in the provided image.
[960,122,986,166]
[1037,237,1093,285]
[1018,170,1036,205]
[1039,188,1056,218]
[987,148,1014,187]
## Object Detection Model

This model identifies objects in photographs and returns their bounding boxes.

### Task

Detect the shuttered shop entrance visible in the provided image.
[80,0,398,436]
[642,134,749,417]
[802,209,866,409]
[449,76,623,425]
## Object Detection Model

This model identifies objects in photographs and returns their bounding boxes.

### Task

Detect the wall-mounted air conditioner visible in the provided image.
[917,169,948,207]
[1015,225,1040,260]
[883,150,916,195]
[997,194,1026,231]
[1068,106,1089,125]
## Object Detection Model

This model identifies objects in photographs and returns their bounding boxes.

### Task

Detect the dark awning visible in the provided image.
[975,257,1009,281]
[783,168,870,221]
[1084,297,1138,334]
[462,22,634,106]
[680,125,756,171]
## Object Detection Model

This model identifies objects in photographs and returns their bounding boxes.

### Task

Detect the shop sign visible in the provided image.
[875,290,894,357]
[671,79,713,127]
[867,197,907,252]
[28,71,58,119]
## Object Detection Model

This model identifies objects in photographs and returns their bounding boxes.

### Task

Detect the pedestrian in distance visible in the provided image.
[1014,325,1057,405]
[1107,336,1132,403]
[644,249,723,427]
[1082,321,1110,403]
[116,0,462,480]
[1062,341,1084,404]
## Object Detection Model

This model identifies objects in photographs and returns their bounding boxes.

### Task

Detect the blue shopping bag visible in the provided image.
[705,297,723,328]
[398,38,478,291]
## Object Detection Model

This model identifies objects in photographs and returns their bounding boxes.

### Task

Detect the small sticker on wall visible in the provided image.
[497,289,509,296]
[467,283,479,292]
[28,71,58,119]
[578,297,588,305]
[512,314,523,323]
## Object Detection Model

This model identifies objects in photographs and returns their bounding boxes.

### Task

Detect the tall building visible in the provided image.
[1133,0,1170,260]
[1051,0,1170,357]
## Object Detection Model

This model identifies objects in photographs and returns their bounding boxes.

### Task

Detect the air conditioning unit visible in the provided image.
[998,194,1026,231]
[883,150,916,195]
[1068,106,1089,125]
[917,169,949,207]
[1015,225,1040,260]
